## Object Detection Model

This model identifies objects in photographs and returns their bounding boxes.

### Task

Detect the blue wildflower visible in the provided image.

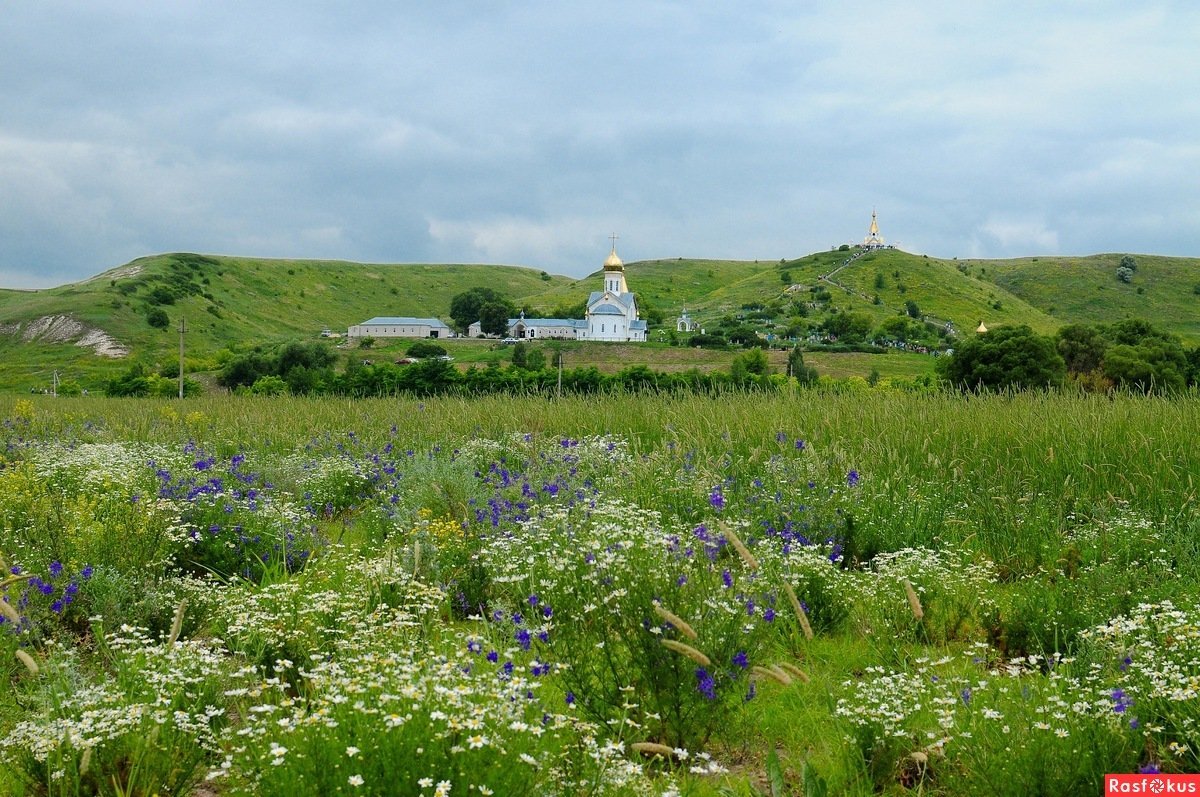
[732,651,749,669]
[695,667,716,700]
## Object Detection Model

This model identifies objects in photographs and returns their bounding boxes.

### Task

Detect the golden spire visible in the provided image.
[869,209,879,236]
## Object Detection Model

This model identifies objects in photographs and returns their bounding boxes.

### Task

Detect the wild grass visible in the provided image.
[1,389,1197,794]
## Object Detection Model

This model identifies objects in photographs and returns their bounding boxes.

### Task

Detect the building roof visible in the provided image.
[357,317,451,328]
[587,291,635,309]
[590,303,625,315]
[508,318,586,328]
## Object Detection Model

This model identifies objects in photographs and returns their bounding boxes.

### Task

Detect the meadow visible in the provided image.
[1,390,1197,795]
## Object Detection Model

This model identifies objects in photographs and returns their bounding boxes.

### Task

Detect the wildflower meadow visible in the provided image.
[1,390,1198,795]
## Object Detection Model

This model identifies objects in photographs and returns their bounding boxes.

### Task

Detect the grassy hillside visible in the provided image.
[969,253,1200,341]
[1,247,1198,394]
[0,254,574,391]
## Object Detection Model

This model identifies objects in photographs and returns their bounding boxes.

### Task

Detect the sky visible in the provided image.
[2,1,1198,289]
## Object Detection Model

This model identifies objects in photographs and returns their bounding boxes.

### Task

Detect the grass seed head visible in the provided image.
[782,582,814,639]
[751,665,791,686]
[0,597,21,626]
[660,638,712,667]
[15,649,39,675]
[902,578,925,620]
[631,742,676,758]
[653,604,699,640]
[777,662,811,684]
[721,524,760,571]
[167,598,187,646]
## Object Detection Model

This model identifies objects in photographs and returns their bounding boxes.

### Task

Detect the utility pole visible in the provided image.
[51,370,59,397]
[557,347,563,398]
[178,317,187,399]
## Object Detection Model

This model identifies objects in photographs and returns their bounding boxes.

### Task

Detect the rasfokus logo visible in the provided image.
[1106,774,1200,794]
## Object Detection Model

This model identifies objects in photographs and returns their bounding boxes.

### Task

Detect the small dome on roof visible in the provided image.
[603,247,624,271]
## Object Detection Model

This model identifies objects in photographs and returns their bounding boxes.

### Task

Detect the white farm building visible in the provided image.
[347,317,454,340]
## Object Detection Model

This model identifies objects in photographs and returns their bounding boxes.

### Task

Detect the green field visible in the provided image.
[1,391,1197,795]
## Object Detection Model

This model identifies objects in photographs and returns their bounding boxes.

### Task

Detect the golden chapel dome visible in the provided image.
[603,248,624,271]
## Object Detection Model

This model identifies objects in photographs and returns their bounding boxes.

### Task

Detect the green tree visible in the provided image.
[1119,255,1137,272]
[938,325,1066,391]
[736,347,770,377]
[478,301,515,336]
[449,288,514,333]
[823,312,873,343]
[876,316,918,342]
[510,342,527,368]
[786,346,819,386]
[1056,324,1107,375]
[249,375,288,395]
[905,299,921,319]
[146,308,170,329]
[524,347,546,371]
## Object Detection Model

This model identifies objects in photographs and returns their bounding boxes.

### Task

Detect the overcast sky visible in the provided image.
[2,1,1197,288]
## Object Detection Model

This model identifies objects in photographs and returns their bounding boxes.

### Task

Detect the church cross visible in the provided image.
[609,232,619,250]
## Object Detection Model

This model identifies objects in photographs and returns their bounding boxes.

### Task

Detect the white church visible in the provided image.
[479,238,647,342]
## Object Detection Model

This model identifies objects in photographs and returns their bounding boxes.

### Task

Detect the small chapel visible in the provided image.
[863,209,886,249]
[504,237,647,342]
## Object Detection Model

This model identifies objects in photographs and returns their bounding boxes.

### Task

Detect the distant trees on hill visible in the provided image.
[938,325,1066,391]
[1058,319,1191,393]
[941,319,1199,394]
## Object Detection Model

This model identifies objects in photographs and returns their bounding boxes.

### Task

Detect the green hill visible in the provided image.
[968,253,1200,342]
[1,248,1197,393]
[0,253,574,391]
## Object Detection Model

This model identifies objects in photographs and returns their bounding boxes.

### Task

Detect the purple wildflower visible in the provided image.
[695,667,716,700]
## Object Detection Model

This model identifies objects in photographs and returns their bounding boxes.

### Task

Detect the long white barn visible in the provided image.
[347,317,454,339]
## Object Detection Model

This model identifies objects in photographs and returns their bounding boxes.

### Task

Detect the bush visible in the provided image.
[406,341,447,359]
[146,308,170,329]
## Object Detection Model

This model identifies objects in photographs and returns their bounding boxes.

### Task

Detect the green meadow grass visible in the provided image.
[2,390,1198,795]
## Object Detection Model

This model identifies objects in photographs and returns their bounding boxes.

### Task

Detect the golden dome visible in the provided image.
[603,247,624,271]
